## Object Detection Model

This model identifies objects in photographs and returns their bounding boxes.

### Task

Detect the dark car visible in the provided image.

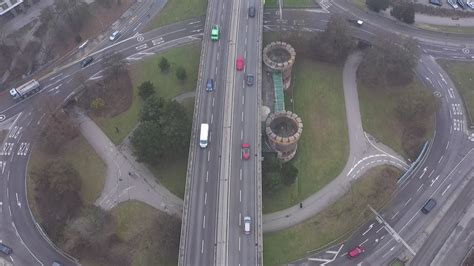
[421,198,437,214]
[248,6,256,17]
[206,78,214,92]
[246,74,254,86]
[429,0,442,6]
[80,56,94,68]
[0,243,12,255]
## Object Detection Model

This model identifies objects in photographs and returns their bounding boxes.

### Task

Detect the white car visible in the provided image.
[448,0,459,8]
[244,216,251,234]
[467,0,474,8]
[109,31,121,41]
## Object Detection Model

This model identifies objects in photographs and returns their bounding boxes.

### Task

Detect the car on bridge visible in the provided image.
[242,143,250,160]
[244,216,251,234]
[246,74,254,86]
[211,25,220,41]
[236,57,244,71]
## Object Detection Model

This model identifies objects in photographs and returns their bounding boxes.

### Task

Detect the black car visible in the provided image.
[248,6,256,17]
[80,56,94,68]
[246,74,254,86]
[206,78,214,91]
[0,243,12,255]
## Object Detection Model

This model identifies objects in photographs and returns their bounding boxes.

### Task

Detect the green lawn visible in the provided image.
[439,60,474,127]
[352,0,367,10]
[94,43,201,145]
[417,24,474,35]
[111,200,179,265]
[27,135,106,219]
[263,60,349,213]
[145,0,208,29]
[263,166,400,265]
[358,79,434,158]
[265,0,317,7]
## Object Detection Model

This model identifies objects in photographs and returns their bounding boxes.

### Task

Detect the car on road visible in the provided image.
[80,56,94,68]
[52,261,63,266]
[248,6,256,17]
[0,243,12,255]
[211,25,220,41]
[348,19,364,26]
[421,198,437,214]
[246,74,254,86]
[242,143,250,160]
[347,246,364,258]
[206,78,214,92]
[243,216,251,234]
[109,30,121,41]
[236,56,244,71]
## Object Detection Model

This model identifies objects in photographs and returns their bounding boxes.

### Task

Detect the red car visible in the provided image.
[236,57,244,71]
[241,143,250,160]
[347,246,365,258]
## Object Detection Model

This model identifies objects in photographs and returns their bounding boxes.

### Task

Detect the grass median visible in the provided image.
[94,42,201,145]
[438,60,474,127]
[416,24,474,35]
[263,59,349,213]
[263,166,400,265]
[357,79,435,159]
[145,0,207,29]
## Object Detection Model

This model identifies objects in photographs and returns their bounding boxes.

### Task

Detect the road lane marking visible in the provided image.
[390,211,399,220]
[419,167,427,179]
[376,226,385,233]
[16,193,21,208]
[441,184,452,196]
[204,192,207,205]
[416,184,424,193]
[207,150,210,162]
[206,171,209,183]
[239,237,241,251]
[362,223,373,236]
[404,198,412,206]
[203,215,206,228]
[240,168,242,180]
[239,190,242,202]
[359,239,368,246]
[201,240,204,254]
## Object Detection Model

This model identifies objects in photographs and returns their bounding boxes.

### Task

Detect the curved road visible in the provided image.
[0,2,473,265]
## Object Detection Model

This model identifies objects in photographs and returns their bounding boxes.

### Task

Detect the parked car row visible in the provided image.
[431,0,474,9]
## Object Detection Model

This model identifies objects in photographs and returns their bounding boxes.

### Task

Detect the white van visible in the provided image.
[200,123,209,148]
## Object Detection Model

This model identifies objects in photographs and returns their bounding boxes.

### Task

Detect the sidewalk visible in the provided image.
[74,109,183,216]
[262,53,409,233]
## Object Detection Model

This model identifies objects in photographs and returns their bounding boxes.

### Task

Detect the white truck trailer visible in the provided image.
[9,79,41,100]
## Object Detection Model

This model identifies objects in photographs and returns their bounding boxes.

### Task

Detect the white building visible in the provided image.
[0,0,24,16]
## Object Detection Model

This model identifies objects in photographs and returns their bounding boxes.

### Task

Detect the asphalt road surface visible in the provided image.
[0,2,473,265]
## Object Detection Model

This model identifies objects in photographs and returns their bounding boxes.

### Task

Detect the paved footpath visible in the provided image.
[262,53,409,233]
[73,109,183,216]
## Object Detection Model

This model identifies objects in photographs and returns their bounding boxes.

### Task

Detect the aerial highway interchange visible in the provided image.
[0,0,473,265]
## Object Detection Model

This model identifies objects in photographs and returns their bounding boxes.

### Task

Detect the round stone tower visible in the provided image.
[265,111,303,162]
[263,41,296,90]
